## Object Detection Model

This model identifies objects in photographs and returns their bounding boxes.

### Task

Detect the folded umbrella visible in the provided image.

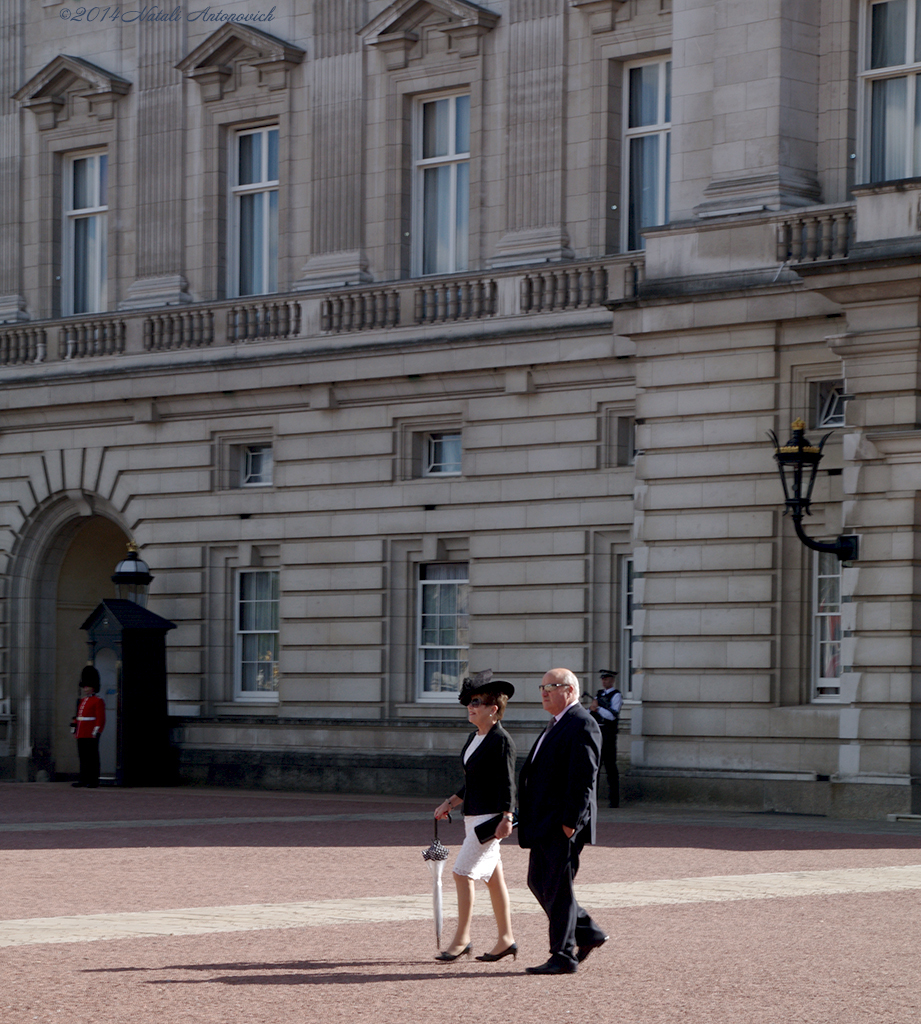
[422,815,451,948]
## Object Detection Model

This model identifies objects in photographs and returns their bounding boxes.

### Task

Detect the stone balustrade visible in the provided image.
[145,309,215,351]
[60,318,126,360]
[774,204,854,263]
[0,325,47,365]
[520,262,608,312]
[0,255,641,367]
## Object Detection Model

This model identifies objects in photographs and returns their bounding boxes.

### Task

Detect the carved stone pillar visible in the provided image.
[0,4,26,322]
[295,0,370,290]
[121,19,192,309]
[490,0,574,267]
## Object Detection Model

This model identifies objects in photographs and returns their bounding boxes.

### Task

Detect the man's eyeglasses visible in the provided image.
[538,682,570,693]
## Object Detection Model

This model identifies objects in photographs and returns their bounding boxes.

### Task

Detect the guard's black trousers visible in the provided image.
[76,737,100,787]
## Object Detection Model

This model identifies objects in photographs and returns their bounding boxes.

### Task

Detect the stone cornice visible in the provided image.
[361,0,499,65]
[569,0,627,34]
[176,24,306,99]
[826,330,921,359]
[13,55,131,128]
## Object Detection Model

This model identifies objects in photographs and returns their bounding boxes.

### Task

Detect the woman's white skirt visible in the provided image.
[452,813,503,881]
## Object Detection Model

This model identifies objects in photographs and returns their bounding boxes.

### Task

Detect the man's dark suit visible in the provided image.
[518,701,606,970]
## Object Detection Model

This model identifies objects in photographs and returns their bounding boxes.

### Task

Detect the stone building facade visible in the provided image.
[0,0,919,817]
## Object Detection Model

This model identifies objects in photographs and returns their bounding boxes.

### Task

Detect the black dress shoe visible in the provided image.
[525,958,577,975]
[576,935,609,963]
[476,942,517,962]
[71,782,84,788]
[434,943,472,962]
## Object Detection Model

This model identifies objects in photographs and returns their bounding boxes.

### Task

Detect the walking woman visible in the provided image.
[433,673,517,962]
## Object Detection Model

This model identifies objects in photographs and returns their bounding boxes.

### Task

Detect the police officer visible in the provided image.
[589,669,622,807]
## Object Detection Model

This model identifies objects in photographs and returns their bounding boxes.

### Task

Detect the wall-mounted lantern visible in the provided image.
[111,542,154,607]
[768,419,859,562]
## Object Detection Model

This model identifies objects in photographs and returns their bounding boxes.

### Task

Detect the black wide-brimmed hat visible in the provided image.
[458,669,515,705]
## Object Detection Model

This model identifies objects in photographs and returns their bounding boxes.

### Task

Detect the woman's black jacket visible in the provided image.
[455,722,516,815]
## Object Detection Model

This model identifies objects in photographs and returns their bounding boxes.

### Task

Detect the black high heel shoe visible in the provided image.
[435,944,472,962]
[475,942,518,962]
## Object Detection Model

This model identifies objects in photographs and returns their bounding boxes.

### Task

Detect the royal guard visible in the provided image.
[71,665,105,788]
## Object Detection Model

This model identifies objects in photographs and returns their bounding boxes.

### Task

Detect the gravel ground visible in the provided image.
[2,783,920,1024]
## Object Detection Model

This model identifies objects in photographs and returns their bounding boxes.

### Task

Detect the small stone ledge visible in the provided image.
[625,769,919,820]
[176,746,529,798]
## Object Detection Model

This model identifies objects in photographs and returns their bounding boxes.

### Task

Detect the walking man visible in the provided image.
[517,667,608,974]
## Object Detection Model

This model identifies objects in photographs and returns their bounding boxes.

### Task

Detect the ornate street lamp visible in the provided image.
[111,542,154,606]
[767,419,859,562]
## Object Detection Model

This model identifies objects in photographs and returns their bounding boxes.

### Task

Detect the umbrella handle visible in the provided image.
[434,813,451,841]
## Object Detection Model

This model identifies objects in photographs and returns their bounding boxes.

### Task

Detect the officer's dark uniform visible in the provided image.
[589,670,622,807]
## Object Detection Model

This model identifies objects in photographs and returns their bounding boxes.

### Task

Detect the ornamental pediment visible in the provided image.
[361,0,499,66]
[14,55,130,128]
[176,24,306,99]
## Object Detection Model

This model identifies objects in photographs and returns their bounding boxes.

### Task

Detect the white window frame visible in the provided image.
[235,569,280,701]
[229,126,279,297]
[622,57,671,252]
[619,555,636,697]
[423,432,462,476]
[413,93,470,277]
[416,562,469,700]
[813,380,848,428]
[859,0,921,182]
[63,151,108,315]
[812,551,842,700]
[241,444,274,487]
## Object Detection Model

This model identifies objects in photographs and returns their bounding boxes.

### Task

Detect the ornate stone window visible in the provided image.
[230,126,279,297]
[417,562,469,699]
[414,93,470,275]
[813,552,842,700]
[214,432,275,490]
[619,555,636,697]
[235,569,280,701]
[861,0,921,182]
[395,416,464,480]
[63,151,108,315]
[623,57,671,251]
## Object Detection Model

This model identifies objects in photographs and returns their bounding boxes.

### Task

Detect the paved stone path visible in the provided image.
[4,786,921,1024]
[3,863,921,948]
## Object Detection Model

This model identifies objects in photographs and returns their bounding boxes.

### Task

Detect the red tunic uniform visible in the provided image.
[74,694,105,739]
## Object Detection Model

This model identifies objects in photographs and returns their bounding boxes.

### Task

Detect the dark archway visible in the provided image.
[53,517,131,776]
[5,498,129,780]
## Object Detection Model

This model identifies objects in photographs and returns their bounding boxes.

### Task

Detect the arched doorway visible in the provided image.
[53,517,130,777]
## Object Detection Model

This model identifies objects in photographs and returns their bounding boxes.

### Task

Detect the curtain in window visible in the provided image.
[419,563,469,694]
[238,571,279,694]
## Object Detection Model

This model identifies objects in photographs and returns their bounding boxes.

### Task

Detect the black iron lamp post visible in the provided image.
[111,542,154,606]
[767,419,859,562]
